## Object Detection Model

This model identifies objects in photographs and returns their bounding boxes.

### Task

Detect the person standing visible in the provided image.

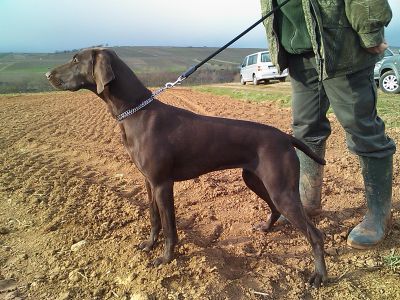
[260,0,396,249]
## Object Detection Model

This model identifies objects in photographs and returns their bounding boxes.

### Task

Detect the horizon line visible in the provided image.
[0,44,271,55]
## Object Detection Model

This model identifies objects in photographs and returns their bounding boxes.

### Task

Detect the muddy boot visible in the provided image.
[277,141,326,224]
[297,142,326,216]
[347,155,393,249]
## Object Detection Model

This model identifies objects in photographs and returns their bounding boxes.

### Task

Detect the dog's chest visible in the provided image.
[119,123,129,148]
[119,124,147,175]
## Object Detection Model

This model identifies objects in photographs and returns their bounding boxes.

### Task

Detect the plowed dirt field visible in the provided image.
[1,86,399,300]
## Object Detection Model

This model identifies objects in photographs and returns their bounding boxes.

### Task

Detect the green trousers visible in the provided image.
[289,53,396,158]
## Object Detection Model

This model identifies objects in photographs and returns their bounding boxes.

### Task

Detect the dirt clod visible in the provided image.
[0,279,17,293]
[0,227,11,235]
[70,240,87,252]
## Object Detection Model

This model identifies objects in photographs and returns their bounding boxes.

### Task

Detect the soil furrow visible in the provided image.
[0,88,399,300]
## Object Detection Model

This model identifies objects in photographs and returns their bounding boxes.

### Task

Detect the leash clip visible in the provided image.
[165,76,185,89]
[163,65,196,89]
[151,75,184,98]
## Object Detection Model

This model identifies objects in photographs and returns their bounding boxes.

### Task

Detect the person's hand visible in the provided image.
[366,42,388,54]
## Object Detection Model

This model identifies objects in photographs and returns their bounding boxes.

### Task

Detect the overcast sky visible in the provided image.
[1,0,399,53]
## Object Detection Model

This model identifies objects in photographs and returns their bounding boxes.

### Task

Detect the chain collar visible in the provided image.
[116,96,154,122]
[116,76,185,122]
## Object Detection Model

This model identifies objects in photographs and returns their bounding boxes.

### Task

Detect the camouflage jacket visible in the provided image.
[260,0,392,79]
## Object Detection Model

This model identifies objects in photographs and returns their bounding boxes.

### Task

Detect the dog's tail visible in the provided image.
[290,136,326,165]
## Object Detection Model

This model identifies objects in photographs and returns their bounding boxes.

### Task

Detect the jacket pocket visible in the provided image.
[322,26,354,74]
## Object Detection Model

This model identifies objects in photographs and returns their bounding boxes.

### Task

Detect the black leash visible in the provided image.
[181,0,290,80]
[117,0,290,121]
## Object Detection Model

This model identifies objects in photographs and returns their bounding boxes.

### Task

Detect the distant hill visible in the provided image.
[1,45,398,94]
[0,46,264,93]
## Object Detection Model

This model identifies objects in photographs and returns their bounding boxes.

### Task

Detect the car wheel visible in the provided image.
[379,70,400,93]
[253,75,259,85]
[240,76,246,85]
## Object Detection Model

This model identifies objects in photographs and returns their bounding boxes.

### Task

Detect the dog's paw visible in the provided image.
[152,256,173,267]
[138,240,155,252]
[308,272,326,288]
[152,257,164,267]
[253,222,272,232]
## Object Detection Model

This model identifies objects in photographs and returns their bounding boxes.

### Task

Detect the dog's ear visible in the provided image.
[93,49,115,94]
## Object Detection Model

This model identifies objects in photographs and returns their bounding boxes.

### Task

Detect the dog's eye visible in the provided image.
[72,57,79,63]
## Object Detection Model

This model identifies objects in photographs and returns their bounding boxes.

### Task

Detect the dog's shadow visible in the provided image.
[128,185,399,291]
[174,211,316,280]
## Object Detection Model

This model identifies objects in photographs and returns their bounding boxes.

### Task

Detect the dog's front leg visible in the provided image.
[138,180,161,252]
[152,180,178,266]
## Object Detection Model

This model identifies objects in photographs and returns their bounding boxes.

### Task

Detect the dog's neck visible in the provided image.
[97,58,152,119]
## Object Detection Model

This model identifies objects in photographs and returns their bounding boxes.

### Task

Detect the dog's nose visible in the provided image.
[45,71,52,79]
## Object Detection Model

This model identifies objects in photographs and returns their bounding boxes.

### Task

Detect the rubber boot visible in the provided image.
[347,155,393,249]
[297,142,326,216]
[276,141,326,224]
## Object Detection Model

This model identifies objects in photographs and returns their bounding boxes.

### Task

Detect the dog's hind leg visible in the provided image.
[305,218,328,287]
[242,169,281,231]
[268,189,327,287]
[138,179,162,252]
[257,150,327,287]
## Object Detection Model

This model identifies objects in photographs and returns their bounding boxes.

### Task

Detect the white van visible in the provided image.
[240,51,288,85]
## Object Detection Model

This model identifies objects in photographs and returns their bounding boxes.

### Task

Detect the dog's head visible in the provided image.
[46,48,115,94]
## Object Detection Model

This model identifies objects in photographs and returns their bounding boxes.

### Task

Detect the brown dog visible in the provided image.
[46,48,327,287]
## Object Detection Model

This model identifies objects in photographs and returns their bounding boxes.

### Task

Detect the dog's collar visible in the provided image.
[116,96,154,122]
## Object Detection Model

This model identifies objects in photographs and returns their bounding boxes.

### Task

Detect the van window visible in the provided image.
[241,57,248,67]
[384,49,393,57]
[247,54,257,66]
[261,52,271,63]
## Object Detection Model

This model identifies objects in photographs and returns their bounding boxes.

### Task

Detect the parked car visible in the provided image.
[374,48,400,93]
[240,51,288,85]
[377,54,400,94]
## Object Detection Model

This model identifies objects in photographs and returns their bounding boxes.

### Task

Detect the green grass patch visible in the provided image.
[193,85,291,106]
[4,61,56,73]
[376,92,400,128]
[383,249,400,273]
[192,84,400,128]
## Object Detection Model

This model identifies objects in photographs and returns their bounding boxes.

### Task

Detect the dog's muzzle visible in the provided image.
[46,71,63,89]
